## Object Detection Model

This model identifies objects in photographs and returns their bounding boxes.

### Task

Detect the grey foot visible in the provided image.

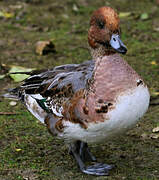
[70,141,114,176]
[82,163,114,176]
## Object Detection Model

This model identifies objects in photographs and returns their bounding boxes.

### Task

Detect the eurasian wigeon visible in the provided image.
[9,6,150,176]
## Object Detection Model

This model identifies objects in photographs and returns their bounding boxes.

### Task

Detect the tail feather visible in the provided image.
[1,93,19,100]
[1,87,20,100]
[2,87,47,124]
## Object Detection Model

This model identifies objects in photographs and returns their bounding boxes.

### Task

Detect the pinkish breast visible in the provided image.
[92,54,142,101]
[83,54,143,123]
[71,54,145,124]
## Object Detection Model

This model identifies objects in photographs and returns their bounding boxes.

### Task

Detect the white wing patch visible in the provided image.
[51,105,63,117]
[24,94,63,124]
[30,94,44,100]
[25,94,47,124]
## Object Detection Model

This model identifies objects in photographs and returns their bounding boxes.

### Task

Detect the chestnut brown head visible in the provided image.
[88,7,127,55]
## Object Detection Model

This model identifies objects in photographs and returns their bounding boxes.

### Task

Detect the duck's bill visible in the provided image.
[110,34,127,54]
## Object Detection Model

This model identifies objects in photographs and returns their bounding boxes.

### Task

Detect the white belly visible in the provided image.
[61,85,150,143]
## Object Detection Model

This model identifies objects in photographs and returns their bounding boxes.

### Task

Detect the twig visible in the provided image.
[0,112,17,115]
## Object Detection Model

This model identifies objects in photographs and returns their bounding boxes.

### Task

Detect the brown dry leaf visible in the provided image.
[156,0,159,5]
[35,40,56,55]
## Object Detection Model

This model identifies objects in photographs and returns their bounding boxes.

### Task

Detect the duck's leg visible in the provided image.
[70,141,114,176]
[78,141,96,162]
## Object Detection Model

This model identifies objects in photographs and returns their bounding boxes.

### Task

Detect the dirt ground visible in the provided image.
[0,0,159,179]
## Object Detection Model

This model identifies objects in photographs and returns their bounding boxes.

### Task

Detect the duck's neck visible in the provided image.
[90,46,116,60]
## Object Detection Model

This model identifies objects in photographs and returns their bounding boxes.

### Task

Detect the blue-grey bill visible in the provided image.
[110,34,127,54]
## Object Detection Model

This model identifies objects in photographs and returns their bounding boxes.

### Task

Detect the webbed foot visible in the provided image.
[82,163,114,176]
[70,141,114,176]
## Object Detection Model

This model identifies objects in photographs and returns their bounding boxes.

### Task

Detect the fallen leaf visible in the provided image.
[15,148,22,152]
[9,5,23,10]
[156,0,159,5]
[62,14,69,19]
[152,126,159,133]
[153,27,159,32]
[9,65,34,82]
[119,12,131,18]
[151,91,159,96]
[140,13,149,20]
[72,4,79,12]
[0,11,4,17]
[0,75,5,79]
[9,101,17,106]
[141,133,149,139]
[0,11,14,18]
[151,61,157,65]
[4,12,14,18]
[152,19,159,31]
[150,134,159,139]
[35,40,56,55]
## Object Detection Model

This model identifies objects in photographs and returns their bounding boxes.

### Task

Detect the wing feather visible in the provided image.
[9,60,95,121]
[20,60,95,96]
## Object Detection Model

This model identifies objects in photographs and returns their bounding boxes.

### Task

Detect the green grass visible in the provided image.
[0,0,159,179]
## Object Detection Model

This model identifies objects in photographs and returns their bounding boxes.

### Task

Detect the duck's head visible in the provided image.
[88,7,127,58]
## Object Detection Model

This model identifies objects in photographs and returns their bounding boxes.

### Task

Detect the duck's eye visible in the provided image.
[113,29,121,35]
[97,21,105,29]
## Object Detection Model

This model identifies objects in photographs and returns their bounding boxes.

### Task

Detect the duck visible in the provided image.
[8,6,150,176]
